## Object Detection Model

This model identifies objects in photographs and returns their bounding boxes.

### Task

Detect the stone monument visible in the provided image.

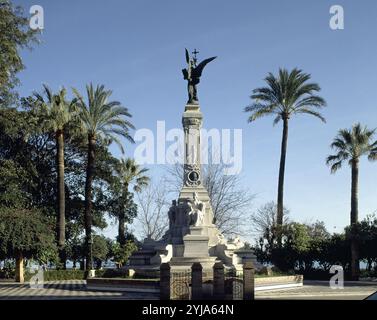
[127,49,257,277]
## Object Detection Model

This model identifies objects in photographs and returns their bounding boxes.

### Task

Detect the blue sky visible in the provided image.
[15,0,377,239]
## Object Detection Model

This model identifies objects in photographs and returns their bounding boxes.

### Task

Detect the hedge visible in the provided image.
[24,269,86,281]
[22,268,132,281]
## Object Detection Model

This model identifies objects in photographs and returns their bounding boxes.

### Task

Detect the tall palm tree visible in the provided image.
[245,68,326,235]
[112,158,149,245]
[73,83,134,271]
[32,85,77,268]
[326,123,377,280]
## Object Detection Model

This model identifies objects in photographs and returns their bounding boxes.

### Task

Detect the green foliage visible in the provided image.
[0,159,30,207]
[0,0,39,107]
[0,207,58,263]
[0,108,56,212]
[0,106,133,266]
[346,215,377,270]
[327,123,377,173]
[245,68,326,124]
[108,157,149,244]
[24,269,86,281]
[114,158,149,193]
[72,83,135,152]
[0,260,15,278]
[255,220,347,273]
[95,268,131,278]
[110,240,138,268]
[254,216,377,279]
[28,85,78,133]
[92,235,110,268]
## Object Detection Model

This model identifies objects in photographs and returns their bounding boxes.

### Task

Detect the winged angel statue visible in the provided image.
[182,48,216,104]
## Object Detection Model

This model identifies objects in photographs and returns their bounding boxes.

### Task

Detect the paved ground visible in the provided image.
[0,281,158,300]
[256,280,377,300]
[0,280,376,300]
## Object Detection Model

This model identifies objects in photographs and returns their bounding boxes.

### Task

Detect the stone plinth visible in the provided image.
[183,235,209,257]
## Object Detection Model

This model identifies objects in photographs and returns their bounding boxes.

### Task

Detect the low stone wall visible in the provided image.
[86,278,160,293]
[86,274,303,294]
[255,275,303,291]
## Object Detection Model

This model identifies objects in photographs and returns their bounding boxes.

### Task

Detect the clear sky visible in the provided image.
[15,0,377,240]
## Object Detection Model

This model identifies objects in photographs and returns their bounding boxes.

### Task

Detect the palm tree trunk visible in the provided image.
[350,159,360,280]
[118,186,129,246]
[84,135,95,271]
[56,130,66,269]
[277,117,289,235]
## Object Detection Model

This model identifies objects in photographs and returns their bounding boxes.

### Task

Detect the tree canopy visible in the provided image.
[0,0,39,107]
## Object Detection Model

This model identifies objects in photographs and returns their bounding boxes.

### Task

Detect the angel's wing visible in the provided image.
[185,48,190,64]
[194,56,217,78]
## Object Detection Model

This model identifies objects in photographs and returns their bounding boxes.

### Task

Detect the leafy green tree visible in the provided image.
[0,0,39,107]
[28,85,78,268]
[255,220,330,273]
[73,83,134,270]
[327,123,377,280]
[0,107,56,210]
[110,240,137,269]
[318,233,351,273]
[0,208,57,283]
[347,215,377,275]
[245,69,326,234]
[110,158,149,245]
[92,235,109,269]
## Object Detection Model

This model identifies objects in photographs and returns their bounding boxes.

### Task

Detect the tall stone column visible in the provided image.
[179,103,215,229]
[182,104,202,188]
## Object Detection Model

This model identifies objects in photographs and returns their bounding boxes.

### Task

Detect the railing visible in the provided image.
[170,270,191,300]
[160,261,254,300]
[224,268,243,300]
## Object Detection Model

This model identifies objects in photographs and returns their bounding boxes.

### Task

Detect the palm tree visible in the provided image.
[245,68,326,235]
[32,85,77,268]
[73,83,134,271]
[112,158,149,245]
[326,123,377,280]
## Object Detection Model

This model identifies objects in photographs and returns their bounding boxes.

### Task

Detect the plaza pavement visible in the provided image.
[0,280,158,300]
[0,280,376,300]
[257,280,377,300]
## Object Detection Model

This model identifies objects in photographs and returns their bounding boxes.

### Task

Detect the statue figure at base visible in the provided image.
[187,192,205,227]
[168,200,177,230]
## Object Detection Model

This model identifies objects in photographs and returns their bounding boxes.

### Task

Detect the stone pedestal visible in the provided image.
[183,235,210,257]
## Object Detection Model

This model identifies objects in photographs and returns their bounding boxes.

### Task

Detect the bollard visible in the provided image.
[243,261,255,300]
[160,263,171,300]
[191,262,203,300]
[213,262,225,300]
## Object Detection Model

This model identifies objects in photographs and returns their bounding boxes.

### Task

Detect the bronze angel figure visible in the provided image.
[182,48,216,104]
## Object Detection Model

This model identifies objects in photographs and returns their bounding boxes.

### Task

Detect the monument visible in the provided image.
[128,49,257,276]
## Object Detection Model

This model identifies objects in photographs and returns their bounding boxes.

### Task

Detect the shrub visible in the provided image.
[95,268,130,278]
[24,269,86,281]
